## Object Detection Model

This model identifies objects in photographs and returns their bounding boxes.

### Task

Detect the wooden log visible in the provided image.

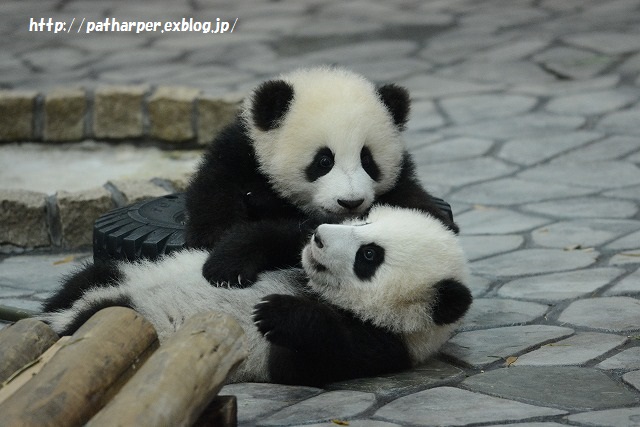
[87,311,247,427]
[0,337,70,406]
[0,318,59,383]
[0,307,158,427]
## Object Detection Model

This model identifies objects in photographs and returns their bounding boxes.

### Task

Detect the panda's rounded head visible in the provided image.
[301,205,471,356]
[242,66,409,220]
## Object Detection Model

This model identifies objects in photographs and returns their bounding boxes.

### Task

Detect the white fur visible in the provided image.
[242,67,405,217]
[41,206,469,381]
[40,250,305,383]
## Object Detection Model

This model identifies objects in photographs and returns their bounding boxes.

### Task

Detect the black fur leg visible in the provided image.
[57,295,133,336]
[42,260,122,312]
[203,249,264,288]
[254,294,412,386]
[202,220,313,287]
[432,278,473,325]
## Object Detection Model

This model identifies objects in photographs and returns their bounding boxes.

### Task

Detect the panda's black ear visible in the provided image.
[431,279,472,326]
[251,80,295,131]
[377,84,410,130]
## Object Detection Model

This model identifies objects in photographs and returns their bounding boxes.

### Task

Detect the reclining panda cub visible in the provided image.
[40,206,471,387]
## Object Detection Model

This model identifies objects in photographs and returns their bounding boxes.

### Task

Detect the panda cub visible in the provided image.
[40,206,471,387]
[186,66,458,287]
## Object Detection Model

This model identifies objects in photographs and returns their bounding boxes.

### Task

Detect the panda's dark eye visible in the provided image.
[363,247,376,261]
[318,155,333,169]
[354,243,385,281]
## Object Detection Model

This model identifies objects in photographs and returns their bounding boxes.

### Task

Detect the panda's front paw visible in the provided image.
[253,294,301,346]
[202,252,260,288]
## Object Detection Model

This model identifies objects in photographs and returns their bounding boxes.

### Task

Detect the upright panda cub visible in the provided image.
[40,206,471,387]
[186,66,457,287]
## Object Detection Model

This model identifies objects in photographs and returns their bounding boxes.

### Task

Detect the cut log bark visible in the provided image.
[0,307,158,427]
[87,311,247,427]
[0,336,70,405]
[0,318,59,383]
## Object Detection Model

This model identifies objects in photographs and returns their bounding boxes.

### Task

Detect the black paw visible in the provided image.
[253,294,301,346]
[202,251,261,288]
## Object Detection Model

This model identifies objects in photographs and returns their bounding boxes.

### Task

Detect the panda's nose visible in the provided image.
[337,198,364,210]
[312,232,324,248]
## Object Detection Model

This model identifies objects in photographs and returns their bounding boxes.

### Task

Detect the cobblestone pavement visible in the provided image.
[2,0,640,425]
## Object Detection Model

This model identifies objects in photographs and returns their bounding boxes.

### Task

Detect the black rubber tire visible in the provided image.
[93,193,187,262]
[92,192,454,262]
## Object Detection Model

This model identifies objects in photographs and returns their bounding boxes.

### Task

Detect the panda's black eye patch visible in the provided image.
[360,146,381,181]
[305,147,334,182]
[354,243,385,281]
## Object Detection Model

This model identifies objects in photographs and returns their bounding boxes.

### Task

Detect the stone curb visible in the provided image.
[0,86,240,145]
[0,179,183,253]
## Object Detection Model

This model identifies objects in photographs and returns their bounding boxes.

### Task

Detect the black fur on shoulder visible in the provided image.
[251,80,295,131]
[203,218,317,287]
[254,294,412,386]
[41,260,123,312]
[377,153,460,234]
[185,118,302,250]
[431,278,473,326]
[377,84,410,130]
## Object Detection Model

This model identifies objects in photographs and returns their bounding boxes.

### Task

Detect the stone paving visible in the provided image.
[1,0,640,425]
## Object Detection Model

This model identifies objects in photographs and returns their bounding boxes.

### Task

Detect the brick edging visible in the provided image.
[0,86,241,146]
